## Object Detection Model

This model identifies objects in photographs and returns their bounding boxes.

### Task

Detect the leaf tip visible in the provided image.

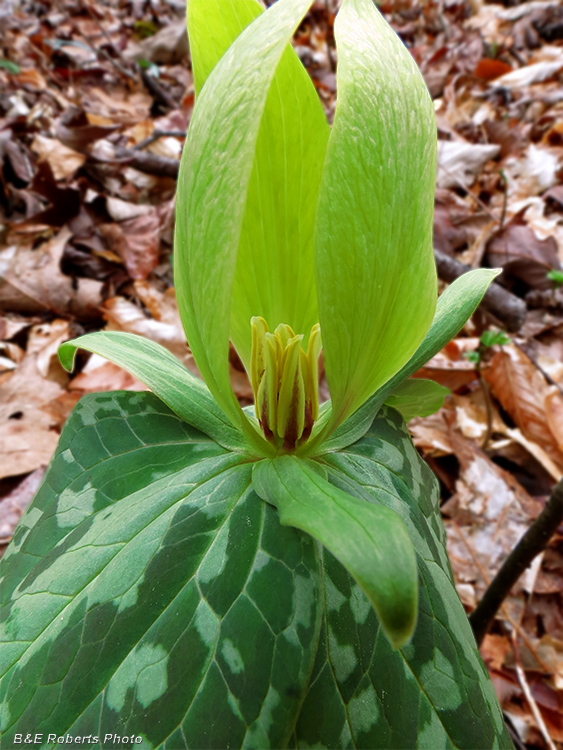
[58,341,77,372]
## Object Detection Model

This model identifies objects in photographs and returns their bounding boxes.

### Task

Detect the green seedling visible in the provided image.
[0,0,512,747]
[464,329,512,364]
[547,268,563,287]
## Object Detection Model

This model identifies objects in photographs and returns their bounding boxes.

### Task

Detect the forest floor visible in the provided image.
[1,0,563,746]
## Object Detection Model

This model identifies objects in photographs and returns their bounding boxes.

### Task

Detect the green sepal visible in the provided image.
[0,391,322,747]
[252,455,418,649]
[385,379,450,421]
[306,268,500,456]
[58,331,251,454]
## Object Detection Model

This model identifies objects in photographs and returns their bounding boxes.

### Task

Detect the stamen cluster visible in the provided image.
[250,317,321,450]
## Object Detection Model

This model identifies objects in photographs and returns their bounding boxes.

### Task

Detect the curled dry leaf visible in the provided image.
[482,346,563,469]
[98,204,171,279]
[0,228,103,320]
[504,144,560,200]
[30,134,86,181]
[55,107,120,152]
[496,59,563,88]
[487,213,560,290]
[437,140,500,189]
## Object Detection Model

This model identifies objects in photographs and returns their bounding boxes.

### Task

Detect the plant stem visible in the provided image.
[469,478,563,646]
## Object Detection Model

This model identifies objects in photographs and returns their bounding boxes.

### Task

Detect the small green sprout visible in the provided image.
[464,329,511,364]
[547,269,563,287]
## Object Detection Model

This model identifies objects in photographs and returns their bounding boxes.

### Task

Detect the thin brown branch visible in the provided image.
[434,249,526,332]
[469,478,563,646]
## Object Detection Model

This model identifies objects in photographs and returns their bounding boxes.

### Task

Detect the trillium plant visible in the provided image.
[1,0,513,747]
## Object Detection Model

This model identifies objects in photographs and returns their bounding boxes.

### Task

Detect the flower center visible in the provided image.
[250,317,321,451]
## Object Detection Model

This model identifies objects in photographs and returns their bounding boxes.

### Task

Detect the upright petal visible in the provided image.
[184,0,329,371]
[315,0,438,430]
[175,0,317,448]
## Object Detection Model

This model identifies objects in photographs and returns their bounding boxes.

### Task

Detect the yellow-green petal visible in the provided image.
[315,0,438,432]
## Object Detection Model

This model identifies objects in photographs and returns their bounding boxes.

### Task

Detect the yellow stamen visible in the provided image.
[250,317,322,449]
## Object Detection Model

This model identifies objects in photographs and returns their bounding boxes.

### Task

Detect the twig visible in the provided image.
[134,130,186,151]
[78,0,137,81]
[469,479,563,646]
[78,0,179,109]
[499,169,508,231]
[478,371,493,451]
[512,632,556,750]
[434,249,527,332]
[138,68,178,110]
[112,147,180,178]
[503,713,528,750]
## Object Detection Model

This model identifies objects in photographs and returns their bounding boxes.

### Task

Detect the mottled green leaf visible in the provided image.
[292,406,512,749]
[59,331,250,453]
[0,392,322,747]
[174,0,315,446]
[315,0,437,432]
[385,379,449,421]
[253,456,418,649]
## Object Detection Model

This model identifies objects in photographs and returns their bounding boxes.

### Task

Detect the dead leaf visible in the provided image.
[0,228,103,319]
[56,106,120,152]
[0,467,46,545]
[442,429,539,607]
[474,58,513,81]
[98,210,162,280]
[487,213,560,290]
[30,134,86,180]
[496,59,563,88]
[437,140,500,189]
[69,354,147,393]
[126,19,188,65]
[482,346,563,469]
[0,322,70,480]
[545,388,563,451]
[103,285,190,365]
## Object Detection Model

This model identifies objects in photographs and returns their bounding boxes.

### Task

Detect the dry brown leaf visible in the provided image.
[545,388,563,452]
[482,634,513,672]
[103,285,190,366]
[81,87,152,125]
[0,467,46,545]
[30,134,86,180]
[126,19,188,65]
[437,140,500,189]
[442,429,540,608]
[410,406,455,455]
[0,322,71,480]
[487,213,560,290]
[69,355,147,393]
[0,228,103,319]
[98,217,160,279]
[483,346,563,469]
